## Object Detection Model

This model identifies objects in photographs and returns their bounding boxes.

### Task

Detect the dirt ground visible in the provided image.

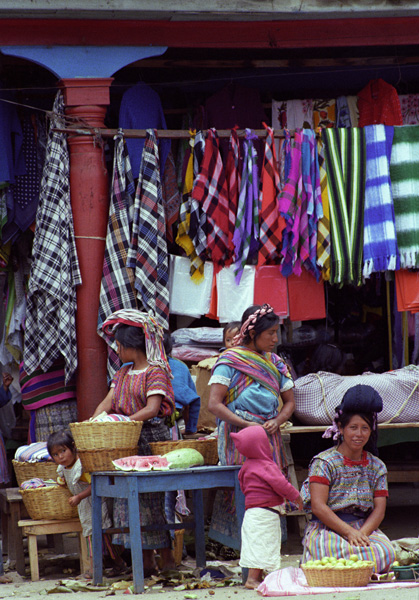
[2,483,419,599]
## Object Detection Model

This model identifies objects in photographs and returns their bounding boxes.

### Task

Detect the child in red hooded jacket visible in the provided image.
[231,425,303,589]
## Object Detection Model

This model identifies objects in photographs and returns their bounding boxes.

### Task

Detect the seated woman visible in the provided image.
[300,384,395,573]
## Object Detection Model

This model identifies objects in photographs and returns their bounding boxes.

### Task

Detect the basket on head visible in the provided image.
[149,438,218,465]
[13,459,58,487]
[302,564,374,587]
[78,447,139,472]
[70,420,143,450]
[20,486,78,520]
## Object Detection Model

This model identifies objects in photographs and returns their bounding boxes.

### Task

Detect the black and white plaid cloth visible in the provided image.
[23,92,82,383]
[97,132,138,380]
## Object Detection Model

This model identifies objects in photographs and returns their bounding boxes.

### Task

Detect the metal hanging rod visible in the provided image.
[53,127,297,139]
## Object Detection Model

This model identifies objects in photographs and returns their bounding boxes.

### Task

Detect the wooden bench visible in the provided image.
[284,422,419,485]
[18,518,89,582]
[0,488,26,575]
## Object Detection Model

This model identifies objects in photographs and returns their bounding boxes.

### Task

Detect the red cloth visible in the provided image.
[230,425,300,510]
[225,129,241,266]
[357,78,403,127]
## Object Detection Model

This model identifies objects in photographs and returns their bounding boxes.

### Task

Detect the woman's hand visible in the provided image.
[92,388,114,418]
[345,527,371,547]
[69,495,80,507]
[263,418,280,435]
[2,372,12,391]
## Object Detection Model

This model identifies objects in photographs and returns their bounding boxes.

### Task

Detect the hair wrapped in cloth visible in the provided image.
[101,308,172,378]
[232,303,275,346]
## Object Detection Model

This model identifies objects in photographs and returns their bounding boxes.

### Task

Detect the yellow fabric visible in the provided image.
[80,472,91,484]
[316,135,331,281]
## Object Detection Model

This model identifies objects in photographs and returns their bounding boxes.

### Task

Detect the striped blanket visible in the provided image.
[390,125,419,268]
[20,360,76,411]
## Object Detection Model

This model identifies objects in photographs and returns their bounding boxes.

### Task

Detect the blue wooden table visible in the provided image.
[91,465,244,593]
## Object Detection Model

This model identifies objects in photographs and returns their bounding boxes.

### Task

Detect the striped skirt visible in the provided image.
[302,518,395,573]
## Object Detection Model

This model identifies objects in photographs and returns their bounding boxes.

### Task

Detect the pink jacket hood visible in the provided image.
[230,425,273,460]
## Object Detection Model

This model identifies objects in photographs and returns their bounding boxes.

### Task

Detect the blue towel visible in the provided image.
[363,125,400,277]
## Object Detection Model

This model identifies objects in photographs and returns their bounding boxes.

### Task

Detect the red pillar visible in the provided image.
[59,78,113,421]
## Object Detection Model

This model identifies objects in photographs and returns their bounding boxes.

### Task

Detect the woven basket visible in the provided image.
[302,564,374,587]
[13,459,58,487]
[149,438,218,465]
[20,486,78,520]
[78,447,139,472]
[70,420,143,450]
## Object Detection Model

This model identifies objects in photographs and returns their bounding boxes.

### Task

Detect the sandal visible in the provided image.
[105,565,128,578]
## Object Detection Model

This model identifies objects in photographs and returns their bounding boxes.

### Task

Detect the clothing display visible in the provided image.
[127,129,170,329]
[168,255,213,318]
[23,92,81,383]
[358,78,403,127]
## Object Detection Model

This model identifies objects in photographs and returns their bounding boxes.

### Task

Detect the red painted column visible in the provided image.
[59,78,113,421]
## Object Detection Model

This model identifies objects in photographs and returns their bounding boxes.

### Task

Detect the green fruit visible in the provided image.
[349,554,359,562]
[162,448,204,469]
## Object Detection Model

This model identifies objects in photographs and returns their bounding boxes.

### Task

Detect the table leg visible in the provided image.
[10,503,25,575]
[129,480,144,594]
[92,477,103,585]
[192,489,206,568]
[27,534,39,582]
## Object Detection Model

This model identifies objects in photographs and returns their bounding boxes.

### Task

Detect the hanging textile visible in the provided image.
[162,151,181,243]
[176,130,205,283]
[24,92,82,382]
[279,129,303,277]
[399,94,419,125]
[126,129,169,329]
[312,99,336,129]
[390,125,419,269]
[336,96,352,127]
[322,127,366,286]
[168,255,214,318]
[190,128,229,273]
[98,131,137,379]
[302,129,322,279]
[358,79,403,127]
[316,134,331,281]
[258,124,285,265]
[363,125,400,278]
[217,265,256,323]
[225,128,241,266]
[233,129,260,284]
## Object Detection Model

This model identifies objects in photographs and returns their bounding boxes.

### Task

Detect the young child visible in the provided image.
[230,425,303,589]
[221,321,241,351]
[47,430,126,579]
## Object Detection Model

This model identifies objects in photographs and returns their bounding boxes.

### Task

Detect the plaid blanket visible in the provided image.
[390,125,419,268]
[363,125,399,277]
[127,130,170,329]
[225,129,241,265]
[98,132,137,380]
[23,92,81,383]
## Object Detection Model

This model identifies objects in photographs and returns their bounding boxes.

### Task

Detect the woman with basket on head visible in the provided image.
[93,309,176,575]
[300,384,396,573]
[207,303,296,548]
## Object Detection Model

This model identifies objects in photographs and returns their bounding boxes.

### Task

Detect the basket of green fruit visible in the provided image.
[392,562,419,581]
[302,555,374,587]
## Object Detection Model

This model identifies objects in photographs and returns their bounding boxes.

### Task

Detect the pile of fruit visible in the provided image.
[304,555,373,570]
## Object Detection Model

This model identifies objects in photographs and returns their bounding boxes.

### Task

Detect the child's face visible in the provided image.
[50,444,77,468]
[224,328,239,349]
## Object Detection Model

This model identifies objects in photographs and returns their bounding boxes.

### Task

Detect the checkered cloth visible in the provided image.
[233,129,260,284]
[98,131,138,380]
[127,130,170,329]
[294,366,419,425]
[225,129,241,265]
[23,92,81,383]
[175,130,205,283]
[190,128,229,273]
[302,129,322,279]
[258,124,285,265]
[316,135,331,281]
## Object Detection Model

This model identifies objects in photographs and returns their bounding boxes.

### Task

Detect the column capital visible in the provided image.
[59,77,113,107]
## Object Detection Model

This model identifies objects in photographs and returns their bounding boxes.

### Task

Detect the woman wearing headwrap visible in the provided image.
[208,304,295,548]
[300,384,395,573]
[92,309,176,574]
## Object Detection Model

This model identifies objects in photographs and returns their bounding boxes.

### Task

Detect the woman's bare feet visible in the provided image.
[245,568,263,589]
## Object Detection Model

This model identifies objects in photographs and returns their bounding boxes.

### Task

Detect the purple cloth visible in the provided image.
[119,82,170,179]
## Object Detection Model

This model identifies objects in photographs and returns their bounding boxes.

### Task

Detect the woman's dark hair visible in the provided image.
[114,324,146,352]
[163,331,172,356]
[223,321,240,344]
[310,343,346,374]
[47,429,76,456]
[337,411,378,455]
[241,304,279,345]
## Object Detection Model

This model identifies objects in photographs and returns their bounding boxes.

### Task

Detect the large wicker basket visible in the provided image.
[13,459,58,487]
[149,438,218,465]
[302,564,374,587]
[70,420,143,450]
[20,486,78,520]
[78,447,139,472]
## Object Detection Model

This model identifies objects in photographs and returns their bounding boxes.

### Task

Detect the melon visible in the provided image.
[162,448,204,469]
[112,455,170,471]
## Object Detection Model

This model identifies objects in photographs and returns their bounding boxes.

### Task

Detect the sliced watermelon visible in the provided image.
[112,455,170,472]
